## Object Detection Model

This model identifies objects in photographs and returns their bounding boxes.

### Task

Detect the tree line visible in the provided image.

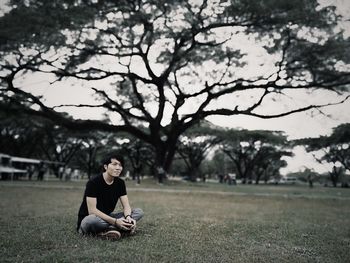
[1,113,349,186]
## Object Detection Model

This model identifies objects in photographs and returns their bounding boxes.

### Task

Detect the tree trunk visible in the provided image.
[255,170,264,184]
[188,167,199,182]
[153,137,178,184]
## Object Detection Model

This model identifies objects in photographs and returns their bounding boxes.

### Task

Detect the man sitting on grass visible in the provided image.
[77,153,144,240]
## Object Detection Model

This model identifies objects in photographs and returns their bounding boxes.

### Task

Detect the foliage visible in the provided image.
[69,131,116,179]
[0,113,115,178]
[1,0,350,179]
[219,129,293,183]
[0,113,82,164]
[295,123,350,186]
[0,112,46,158]
[176,122,221,181]
[113,135,155,183]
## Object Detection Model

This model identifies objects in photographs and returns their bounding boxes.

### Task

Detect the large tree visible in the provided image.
[1,0,349,177]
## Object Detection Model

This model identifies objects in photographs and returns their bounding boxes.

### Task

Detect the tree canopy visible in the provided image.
[218,129,292,183]
[176,122,221,181]
[1,0,349,173]
[296,123,350,172]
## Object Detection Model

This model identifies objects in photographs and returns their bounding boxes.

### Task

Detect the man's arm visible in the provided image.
[86,197,132,230]
[119,195,132,217]
[120,195,136,227]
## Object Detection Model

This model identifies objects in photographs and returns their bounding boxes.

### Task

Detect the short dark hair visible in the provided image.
[101,153,124,170]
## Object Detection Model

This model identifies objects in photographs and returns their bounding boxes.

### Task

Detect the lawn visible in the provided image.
[0,179,349,262]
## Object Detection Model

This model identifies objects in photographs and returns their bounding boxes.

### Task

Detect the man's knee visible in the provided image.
[80,214,107,234]
[132,208,144,221]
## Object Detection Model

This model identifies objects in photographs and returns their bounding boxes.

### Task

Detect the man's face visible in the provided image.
[105,158,123,177]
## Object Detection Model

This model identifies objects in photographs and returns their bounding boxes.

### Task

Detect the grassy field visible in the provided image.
[0,179,349,262]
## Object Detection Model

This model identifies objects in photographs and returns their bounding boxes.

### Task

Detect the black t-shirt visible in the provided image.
[77,175,127,230]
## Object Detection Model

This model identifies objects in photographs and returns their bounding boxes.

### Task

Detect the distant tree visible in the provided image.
[1,0,349,182]
[204,150,236,182]
[0,113,83,167]
[262,161,285,184]
[38,123,83,166]
[252,149,289,184]
[219,129,292,184]
[176,123,221,182]
[0,113,45,157]
[287,168,319,187]
[115,136,154,184]
[70,131,110,179]
[0,112,115,180]
[296,123,350,187]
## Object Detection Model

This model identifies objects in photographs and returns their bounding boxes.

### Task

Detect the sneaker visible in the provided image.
[97,230,121,241]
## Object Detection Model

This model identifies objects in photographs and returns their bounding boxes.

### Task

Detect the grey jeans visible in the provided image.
[79,208,144,235]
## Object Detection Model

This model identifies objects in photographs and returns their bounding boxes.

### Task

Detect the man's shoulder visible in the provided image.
[115,177,125,184]
[88,174,103,184]
[113,177,126,189]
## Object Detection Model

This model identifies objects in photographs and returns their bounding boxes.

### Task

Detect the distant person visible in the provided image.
[72,169,80,180]
[64,167,72,181]
[77,153,144,240]
[307,173,314,188]
[218,173,224,183]
[125,170,131,181]
[58,166,64,180]
[37,162,46,181]
[156,166,165,184]
[27,165,35,180]
[134,163,142,185]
